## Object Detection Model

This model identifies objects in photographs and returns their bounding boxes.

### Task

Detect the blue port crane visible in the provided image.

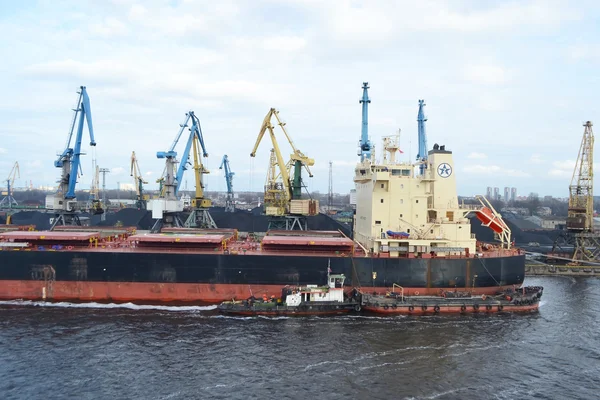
[0,161,20,209]
[219,154,235,212]
[417,99,428,174]
[151,111,216,232]
[358,82,372,162]
[47,86,96,229]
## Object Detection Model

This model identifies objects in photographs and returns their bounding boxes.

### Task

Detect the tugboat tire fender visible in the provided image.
[422,305,428,311]
[354,305,361,312]
[433,305,440,313]
[391,304,397,309]
[473,304,480,311]
[486,305,492,311]
[414,291,419,296]
[498,305,504,311]
[408,305,414,312]
[383,305,389,310]
[460,305,467,312]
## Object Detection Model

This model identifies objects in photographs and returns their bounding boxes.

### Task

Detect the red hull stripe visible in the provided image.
[0,280,522,305]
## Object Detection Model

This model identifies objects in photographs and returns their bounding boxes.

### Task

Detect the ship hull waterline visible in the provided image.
[0,251,526,305]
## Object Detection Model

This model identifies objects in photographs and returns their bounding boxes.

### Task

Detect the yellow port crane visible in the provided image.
[568,121,594,232]
[565,121,600,262]
[0,161,20,208]
[250,108,317,230]
[130,151,148,210]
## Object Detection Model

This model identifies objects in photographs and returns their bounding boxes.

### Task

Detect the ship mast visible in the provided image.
[417,100,427,175]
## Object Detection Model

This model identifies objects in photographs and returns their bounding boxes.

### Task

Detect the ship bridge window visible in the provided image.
[375,220,381,225]
[416,200,419,203]
[381,199,384,203]
[381,184,384,188]
[402,170,410,176]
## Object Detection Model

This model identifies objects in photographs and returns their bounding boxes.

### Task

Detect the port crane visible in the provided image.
[0,161,20,208]
[552,121,600,262]
[46,86,96,229]
[86,163,104,215]
[149,111,216,232]
[417,99,428,175]
[219,154,235,212]
[251,108,317,230]
[130,151,148,210]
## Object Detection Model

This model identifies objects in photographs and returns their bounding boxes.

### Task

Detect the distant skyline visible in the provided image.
[1,1,599,198]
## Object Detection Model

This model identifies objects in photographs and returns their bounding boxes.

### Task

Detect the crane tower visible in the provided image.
[0,162,20,209]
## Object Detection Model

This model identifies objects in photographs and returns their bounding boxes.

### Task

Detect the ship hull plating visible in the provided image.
[0,251,525,304]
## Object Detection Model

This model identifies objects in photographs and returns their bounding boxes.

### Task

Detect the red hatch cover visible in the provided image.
[0,231,101,241]
[261,236,353,247]
[128,234,226,244]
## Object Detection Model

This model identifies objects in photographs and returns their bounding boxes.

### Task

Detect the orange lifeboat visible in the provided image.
[476,207,504,233]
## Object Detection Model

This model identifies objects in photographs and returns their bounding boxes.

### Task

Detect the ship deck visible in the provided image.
[0,229,524,259]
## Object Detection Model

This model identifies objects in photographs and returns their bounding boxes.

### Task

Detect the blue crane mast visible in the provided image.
[48,86,96,229]
[358,82,372,162]
[151,111,215,232]
[416,99,427,175]
[219,154,235,212]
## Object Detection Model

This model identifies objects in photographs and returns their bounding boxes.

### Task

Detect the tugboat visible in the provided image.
[361,285,543,315]
[217,272,360,316]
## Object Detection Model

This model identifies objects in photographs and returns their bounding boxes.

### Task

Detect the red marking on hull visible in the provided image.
[0,281,522,305]
[363,303,539,315]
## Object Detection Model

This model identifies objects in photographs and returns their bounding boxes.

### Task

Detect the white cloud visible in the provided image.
[145,171,153,176]
[467,152,487,159]
[89,17,128,37]
[111,167,125,175]
[530,154,543,164]
[0,147,6,154]
[263,36,307,52]
[463,65,509,85]
[465,164,530,177]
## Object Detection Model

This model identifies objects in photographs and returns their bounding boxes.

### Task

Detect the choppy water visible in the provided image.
[0,277,598,400]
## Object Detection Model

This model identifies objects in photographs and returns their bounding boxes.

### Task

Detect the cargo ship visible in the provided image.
[0,136,524,304]
[0,87,524,305]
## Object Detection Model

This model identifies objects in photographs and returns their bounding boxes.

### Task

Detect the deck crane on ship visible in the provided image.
[130,151,148,210]
[46,86,96,230]
[219,154,235,212]
[149,111,216,232]
[0,162,20,209]
[251,108,318,230]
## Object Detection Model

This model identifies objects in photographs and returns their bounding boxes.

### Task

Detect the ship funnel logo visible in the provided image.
[437,163,452,178]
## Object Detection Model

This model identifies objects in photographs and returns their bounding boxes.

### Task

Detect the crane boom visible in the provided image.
[567,121,594,231]
[54,86,96,199]
[251,108,293,202]
[130,151,148,210]
[219,154,235,212]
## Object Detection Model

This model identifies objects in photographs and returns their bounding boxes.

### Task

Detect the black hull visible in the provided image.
[0,251,525,289]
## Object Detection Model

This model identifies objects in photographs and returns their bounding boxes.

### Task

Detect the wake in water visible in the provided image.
[0,300,216,312]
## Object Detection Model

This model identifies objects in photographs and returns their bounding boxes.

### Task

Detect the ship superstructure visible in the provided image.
[354,136,476,257]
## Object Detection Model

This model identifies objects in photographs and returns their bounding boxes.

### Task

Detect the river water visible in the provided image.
[0,276,598,400]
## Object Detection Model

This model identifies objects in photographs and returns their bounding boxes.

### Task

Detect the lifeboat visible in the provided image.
[476,207,504,233]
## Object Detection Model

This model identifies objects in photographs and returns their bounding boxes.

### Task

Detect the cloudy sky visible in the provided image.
[0,0,599,197]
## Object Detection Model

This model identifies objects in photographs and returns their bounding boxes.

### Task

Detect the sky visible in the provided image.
[0,0,599,197]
